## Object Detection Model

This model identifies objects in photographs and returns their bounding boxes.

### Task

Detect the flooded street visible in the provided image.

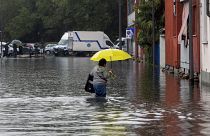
[0,57,210,136]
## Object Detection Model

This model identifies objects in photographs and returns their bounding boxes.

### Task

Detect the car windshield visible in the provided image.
[58,39,68,45]
[47,44,55,47]
[106,41,114,47]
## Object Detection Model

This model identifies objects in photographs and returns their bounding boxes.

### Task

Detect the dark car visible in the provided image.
[24,43,40,55]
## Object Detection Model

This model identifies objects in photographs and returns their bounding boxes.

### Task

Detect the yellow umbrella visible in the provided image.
[90,49,132,62]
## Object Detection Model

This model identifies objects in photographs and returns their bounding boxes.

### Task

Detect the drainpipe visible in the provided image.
[189,0,194,81]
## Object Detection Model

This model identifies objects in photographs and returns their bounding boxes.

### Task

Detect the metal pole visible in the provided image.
[189,0,194,81]
[0,0,3,58]
[152,0,155,65]
[119,0,122,50]
[0,31,2,58]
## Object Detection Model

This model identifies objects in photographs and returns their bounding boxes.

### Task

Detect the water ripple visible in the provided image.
[0,58,210,135]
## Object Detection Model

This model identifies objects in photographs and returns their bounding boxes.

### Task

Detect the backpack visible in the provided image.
[85,74,95,93]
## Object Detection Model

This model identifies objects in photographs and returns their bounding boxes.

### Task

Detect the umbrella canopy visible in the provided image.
[90,49,132,62]
[11,40,22,46]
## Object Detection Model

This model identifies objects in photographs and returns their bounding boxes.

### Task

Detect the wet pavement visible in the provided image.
[0,57,210,136]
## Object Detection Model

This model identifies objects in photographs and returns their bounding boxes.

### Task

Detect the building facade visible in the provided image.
[200,0,210,85]
[127,0,140,58]
[165,0,200,75]
[165,0,182,69]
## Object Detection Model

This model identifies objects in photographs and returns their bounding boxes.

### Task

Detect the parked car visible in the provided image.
[25,43,40,55]
[45,43,57,55]
[53,44,69,56]
[114,37,128,51]
[0,42,6,56]
[0,42,6,46]
[7,44,15,56]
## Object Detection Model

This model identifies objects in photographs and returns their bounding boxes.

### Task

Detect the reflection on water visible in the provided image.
[0,57,210,136]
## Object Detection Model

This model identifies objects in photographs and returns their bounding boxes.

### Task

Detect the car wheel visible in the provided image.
[46,50,51,55]
[64,50,69,56]
[54,52,58,56]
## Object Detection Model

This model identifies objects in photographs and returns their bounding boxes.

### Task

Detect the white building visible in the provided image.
[200,0,210,85]
[127,0,136,56]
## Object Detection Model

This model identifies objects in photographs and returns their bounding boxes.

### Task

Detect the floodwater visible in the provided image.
[0,57,210,136]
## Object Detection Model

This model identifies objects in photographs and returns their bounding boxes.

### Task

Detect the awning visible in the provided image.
[178,2,189,44]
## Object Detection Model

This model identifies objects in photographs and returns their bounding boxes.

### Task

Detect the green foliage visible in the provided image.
[135,0,164,62]
[5,7,36,40]
[1,0,127,43]
[135,0,164,48]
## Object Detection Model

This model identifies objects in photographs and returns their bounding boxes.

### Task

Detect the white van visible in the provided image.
[54,31,115,55]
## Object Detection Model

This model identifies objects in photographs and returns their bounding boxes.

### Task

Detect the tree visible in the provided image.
[2,0,127,43]
[5,7,37,41]
[135,0,164,61]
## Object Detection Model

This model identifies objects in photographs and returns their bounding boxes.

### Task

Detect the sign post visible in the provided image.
[119,0,122,50]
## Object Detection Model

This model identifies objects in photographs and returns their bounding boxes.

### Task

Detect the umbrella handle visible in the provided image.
[110,56,112,69]
[109,71,116,79]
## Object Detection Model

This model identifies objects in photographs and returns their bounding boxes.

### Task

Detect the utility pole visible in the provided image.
[189,0,194,81]
[119,0,122,50]
[152,0,155,65]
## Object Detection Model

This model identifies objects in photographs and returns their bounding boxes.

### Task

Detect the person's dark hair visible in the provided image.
[98,58,107,67]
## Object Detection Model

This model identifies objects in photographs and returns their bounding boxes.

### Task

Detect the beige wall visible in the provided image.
[200,0,210,85]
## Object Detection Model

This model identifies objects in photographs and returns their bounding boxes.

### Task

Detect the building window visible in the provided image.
[207,0,210,17]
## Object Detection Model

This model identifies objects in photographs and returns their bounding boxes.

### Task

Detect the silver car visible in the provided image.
[45,44,57,55]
